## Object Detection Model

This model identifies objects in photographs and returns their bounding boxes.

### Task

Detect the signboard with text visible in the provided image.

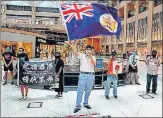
[19,60,55,85]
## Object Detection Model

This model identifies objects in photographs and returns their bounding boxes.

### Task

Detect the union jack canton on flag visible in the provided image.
[60,3,122,40]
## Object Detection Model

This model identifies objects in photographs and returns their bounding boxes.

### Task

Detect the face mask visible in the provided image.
[86,51,88,55]
[132,52,136,55]
[6,47,10,52]
[18,51,23,54]
[55,56,60,59]
[152,54,156,57]
[111,53,115,56]
[86,50,90,56]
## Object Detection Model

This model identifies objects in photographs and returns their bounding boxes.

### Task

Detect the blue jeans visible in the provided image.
[146,74,158,93]
[76,73,94,108]
[105,75,117,96]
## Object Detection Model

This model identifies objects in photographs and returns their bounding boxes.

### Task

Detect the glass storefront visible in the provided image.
[40,44,55,58]
[1,41,32,58]
[39,44,63,58]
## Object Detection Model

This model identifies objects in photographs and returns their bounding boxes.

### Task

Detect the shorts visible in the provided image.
[4,64,13,72]
[19,73,27,85]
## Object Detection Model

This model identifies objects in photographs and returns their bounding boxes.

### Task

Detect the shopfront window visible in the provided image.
[152,12,162,41]
[7,5,32,11]
[139,1,148,13]
[138,17,148,42]
[155,0,163,7]
[1,41,32,59]
[127,23,135,43]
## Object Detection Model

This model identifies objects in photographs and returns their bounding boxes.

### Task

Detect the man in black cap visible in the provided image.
[105,49,118,99]
[146,50,160,94]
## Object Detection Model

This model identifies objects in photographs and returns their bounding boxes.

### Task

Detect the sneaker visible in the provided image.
[105,96,110,99]
[11,81,14,85]
[152,92,157,95]
[55,94,60,98]
[84,105,91,109]
[19,96,24,100]
[3,81,7,85]
[59,94,63,97]
[136,83,141,85]
[114,95,118,99]
[146,91,150,94]
[23,96,28,100]
[73,108,81,113]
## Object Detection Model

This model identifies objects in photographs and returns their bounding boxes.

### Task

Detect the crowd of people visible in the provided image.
[1,42,161,113]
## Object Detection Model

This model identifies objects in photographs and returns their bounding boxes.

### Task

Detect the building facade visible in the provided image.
[102,0,162,60]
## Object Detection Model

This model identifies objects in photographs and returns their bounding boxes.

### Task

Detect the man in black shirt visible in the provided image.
[17,48,29,100]
[55,52,64,98]
[17,48,29,62]
[2,47,14,85]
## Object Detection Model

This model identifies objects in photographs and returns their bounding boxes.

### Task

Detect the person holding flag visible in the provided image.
[66,41,96,113]
[61,2,122,113]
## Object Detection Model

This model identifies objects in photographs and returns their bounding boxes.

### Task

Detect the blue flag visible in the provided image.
[60,3,122,40]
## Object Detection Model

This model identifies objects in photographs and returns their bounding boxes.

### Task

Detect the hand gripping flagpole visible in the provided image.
[59,4,70,41]
[17,58,19,87]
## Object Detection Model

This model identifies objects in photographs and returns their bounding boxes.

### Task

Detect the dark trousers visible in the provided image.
[56,75,63,94]
[46,53,48,58]
[146,74,158,93]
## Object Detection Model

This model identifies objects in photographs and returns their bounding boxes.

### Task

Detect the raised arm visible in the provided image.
[89,54,96,66]
[65,41,79,57]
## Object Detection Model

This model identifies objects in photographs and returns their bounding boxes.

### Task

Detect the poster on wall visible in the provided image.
[19,60,55,85]
[96,58,103,69]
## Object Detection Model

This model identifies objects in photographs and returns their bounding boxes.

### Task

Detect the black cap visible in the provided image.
[19,48,24,51]
[111,50,117,56]
[85,45,92,49]
[152,50,157,54]
[55,52,61,56]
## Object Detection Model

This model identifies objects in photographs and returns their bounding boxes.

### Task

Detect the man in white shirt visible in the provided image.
[146,50,160,94]
[66,41,96,113]
[128,49,140,85]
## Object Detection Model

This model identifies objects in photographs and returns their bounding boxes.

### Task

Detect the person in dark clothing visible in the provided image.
[45,47,48,59]
[55,52,64,98]
[17,48,29,100]
[2,47,14,85]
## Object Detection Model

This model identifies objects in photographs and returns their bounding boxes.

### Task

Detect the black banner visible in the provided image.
[20,60,55,85]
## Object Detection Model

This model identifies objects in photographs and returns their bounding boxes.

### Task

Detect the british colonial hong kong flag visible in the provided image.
[60,3,122,40]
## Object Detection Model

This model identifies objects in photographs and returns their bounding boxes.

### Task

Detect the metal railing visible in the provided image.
[1,27,47,39]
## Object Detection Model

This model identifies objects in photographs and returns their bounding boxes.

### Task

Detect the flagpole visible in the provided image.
[17,59,19,87]
[59,4,70,41]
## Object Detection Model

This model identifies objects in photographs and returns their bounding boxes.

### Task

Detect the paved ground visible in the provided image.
[1,61,162,117]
